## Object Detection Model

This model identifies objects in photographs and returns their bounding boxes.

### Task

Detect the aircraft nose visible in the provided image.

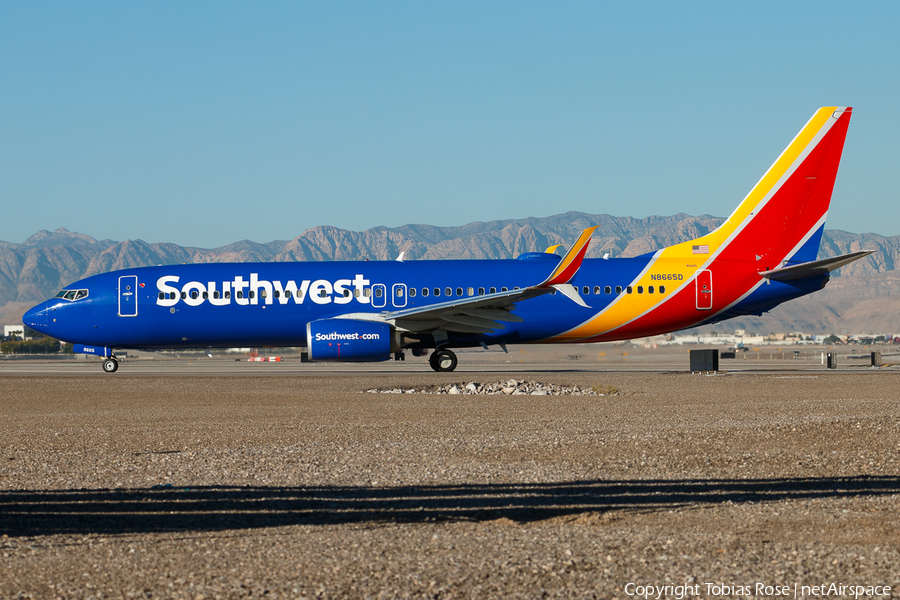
[22,302,48,332]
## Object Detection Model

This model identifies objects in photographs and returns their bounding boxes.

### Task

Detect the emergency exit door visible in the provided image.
[118,275,138,317]
[695,270,713,310]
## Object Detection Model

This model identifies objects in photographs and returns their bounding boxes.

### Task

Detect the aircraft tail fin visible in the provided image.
[664,107,853,268]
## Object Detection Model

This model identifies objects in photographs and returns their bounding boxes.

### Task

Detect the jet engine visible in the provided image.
[306,318,394,362]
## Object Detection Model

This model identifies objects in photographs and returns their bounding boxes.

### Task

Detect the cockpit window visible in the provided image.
[55,289,89,301]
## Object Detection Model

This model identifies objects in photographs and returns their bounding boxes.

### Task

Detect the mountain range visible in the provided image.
[2,212,898,335]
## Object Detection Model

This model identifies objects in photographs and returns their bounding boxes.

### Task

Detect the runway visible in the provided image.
[0,342,892,376]
[1,350,898,598]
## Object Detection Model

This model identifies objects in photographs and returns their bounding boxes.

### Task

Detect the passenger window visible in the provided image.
[375,288,383,298]
[158,292,165,300]
[248,291,255,299]
[627,286,633,294]
[236,291,243,299]
[649,286,654,294]
[422,288,429,297]
[637,286,643,294]
[501,287,508,292]
[353,289,359,298]
[214,291,220,299]
[363,289,370,298]
[489,287,496,294]
[514,286,520,290]
[191,291,199,299]
[319,289,327,298]
[478,287,485,295]
[582,286,589,295]
[434,288,440,297]
[181,291,187,299]
[456,287,463,296]
[445,287,452,297]
[225,291,231,299]
[409,288,416,298]
[261,290,267,299]
[605,286,611,294]
[274,290,280,299]
[615,286,622,294]
[593,286,601,295]
[343,289,350,297]
[660,285,666,294]
[467,287,474,296]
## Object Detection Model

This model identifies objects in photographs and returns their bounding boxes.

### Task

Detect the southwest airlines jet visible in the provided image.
[24,107,870,373]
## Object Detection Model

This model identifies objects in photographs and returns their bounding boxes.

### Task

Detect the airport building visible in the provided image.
[3,325,24,339]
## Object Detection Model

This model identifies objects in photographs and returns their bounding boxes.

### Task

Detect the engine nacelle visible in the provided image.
[306,318,393,362]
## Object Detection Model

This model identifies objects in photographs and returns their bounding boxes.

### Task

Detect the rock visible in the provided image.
[370,380,614,396]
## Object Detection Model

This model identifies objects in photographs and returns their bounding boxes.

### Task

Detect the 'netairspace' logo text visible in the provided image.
[624,582,891,599]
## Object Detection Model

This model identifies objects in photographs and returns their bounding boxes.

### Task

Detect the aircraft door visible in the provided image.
[371,284,387,308]
[118,275,138,317]
[695,270,713,310]
[392,283,407,308]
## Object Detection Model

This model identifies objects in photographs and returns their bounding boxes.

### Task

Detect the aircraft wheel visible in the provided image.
[102,358,119,373]
[429,349,457,372]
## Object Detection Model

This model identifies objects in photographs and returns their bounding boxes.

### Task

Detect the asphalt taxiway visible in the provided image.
[0,342,893,376]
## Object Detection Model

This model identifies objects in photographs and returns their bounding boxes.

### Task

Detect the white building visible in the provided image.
[3,325,25,338]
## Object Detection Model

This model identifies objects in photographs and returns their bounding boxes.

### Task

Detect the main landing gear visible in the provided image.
[428,349,457,372]
[102,357,119,373]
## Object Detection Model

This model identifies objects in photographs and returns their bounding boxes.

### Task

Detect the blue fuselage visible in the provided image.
[23,256,821,351]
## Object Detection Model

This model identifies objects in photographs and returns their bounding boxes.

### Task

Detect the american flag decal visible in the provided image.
[692,244,709,254]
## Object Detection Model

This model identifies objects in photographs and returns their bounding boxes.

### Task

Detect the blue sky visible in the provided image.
[2,1,897,248]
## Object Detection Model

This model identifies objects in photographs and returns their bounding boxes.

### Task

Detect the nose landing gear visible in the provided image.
[428,349,457,372]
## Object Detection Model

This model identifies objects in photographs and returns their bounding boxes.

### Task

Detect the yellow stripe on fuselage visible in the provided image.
[551,255,699,341]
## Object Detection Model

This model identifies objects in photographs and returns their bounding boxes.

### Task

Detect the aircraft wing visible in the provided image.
[760,251,874,282]
[339,227,597,335]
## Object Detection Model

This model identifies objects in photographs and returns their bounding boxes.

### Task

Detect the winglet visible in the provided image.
[540,227,597,287]
[544,244,562,255]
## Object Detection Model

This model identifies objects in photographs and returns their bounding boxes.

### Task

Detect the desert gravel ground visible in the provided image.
[1,365,899,599]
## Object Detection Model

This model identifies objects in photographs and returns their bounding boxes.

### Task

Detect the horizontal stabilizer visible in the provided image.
[760,251,874,281]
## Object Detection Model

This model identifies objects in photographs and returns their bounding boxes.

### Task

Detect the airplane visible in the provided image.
[23,106,872,373]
